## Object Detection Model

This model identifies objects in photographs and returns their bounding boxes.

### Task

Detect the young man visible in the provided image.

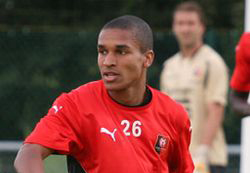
[14,15,194,173]
[160,2,228,173]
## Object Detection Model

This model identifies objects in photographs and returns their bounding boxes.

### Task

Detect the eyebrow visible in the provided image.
[97,45,104,49]
[97,44,130,49]
[116,45,130,49]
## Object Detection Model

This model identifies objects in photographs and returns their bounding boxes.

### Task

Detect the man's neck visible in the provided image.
[180,42,203,58]
[108,84,147,107]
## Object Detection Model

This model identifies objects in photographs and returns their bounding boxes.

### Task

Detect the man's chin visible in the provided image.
[103,81,124,92]
[103,82,118,90]
[180,39,196,47]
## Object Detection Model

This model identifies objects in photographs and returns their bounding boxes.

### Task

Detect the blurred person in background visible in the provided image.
[14,15,194,173]
[160,1,228,173]
[230,32,250,116]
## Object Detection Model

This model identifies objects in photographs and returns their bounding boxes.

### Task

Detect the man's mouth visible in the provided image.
[103,72,119,82]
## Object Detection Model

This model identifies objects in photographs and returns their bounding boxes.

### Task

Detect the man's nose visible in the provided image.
[103,53,116,66]
[180,24,191,32]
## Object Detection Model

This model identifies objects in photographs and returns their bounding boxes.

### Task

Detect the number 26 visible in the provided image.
[121,120,142,137]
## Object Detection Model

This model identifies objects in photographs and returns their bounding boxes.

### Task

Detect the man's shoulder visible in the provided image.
[200,45,227,66]
[152,89,189,131]
[241,32,250,41]
[152,88,187,116]
[241,32,250,47]
[52,80,103,112]
[201,45,223,60]
[64,80,103,101]
[238,32,250,61]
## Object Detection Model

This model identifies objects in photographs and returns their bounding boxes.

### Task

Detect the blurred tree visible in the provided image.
[0,0,245,31]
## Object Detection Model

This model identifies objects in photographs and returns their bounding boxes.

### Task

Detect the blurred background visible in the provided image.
[0,0,245,172]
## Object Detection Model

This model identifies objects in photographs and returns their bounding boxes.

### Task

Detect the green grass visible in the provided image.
[44,155,67,173]
[0,152,67,173]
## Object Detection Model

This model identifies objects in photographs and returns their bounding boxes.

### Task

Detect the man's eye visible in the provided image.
[99,50,108,55]
[118,50,127,55]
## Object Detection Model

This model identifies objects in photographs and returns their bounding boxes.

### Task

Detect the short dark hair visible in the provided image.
[101,15,153,53]
[174,1,206,25]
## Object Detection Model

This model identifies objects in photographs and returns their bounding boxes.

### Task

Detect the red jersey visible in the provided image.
[25,80,194,173]
[230,32,250,91]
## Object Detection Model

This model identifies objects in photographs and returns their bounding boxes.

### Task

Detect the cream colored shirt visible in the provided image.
[160,45,228,166]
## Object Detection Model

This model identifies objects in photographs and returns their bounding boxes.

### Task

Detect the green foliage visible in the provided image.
[0,0,244,31]
[0,31,99,139]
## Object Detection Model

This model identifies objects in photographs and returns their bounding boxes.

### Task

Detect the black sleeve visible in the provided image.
[67,155,86,173]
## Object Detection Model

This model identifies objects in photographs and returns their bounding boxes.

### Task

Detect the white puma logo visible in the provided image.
[52,105,63,113]
[100,127,117,142]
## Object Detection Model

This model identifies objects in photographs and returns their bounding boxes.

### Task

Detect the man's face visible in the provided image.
[173,11,204,47]
[97,28,148,91]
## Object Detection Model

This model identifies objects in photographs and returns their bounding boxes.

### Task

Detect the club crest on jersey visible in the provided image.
[155,135,168,154]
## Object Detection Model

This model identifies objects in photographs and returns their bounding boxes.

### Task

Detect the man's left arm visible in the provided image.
[230,90,250,116]
[193,103,224,173]
[196,56,229,163]
[201,102,225,146]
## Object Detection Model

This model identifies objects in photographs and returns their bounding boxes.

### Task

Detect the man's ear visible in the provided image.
[143,50,154,68]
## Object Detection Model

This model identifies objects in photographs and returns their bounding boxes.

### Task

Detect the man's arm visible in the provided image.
[192,102,224,173]
[201,102,224,146]
[194,53,228,163]
[230,90,250,116]
[14,143,54,173]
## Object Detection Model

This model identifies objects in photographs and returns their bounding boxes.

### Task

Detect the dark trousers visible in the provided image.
[210,165,226,173]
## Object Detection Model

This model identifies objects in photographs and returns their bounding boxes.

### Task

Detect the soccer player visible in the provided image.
[230,32,250,173]
[230,32,250,116]
[160,2,228,173]
[14,15,194,173]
